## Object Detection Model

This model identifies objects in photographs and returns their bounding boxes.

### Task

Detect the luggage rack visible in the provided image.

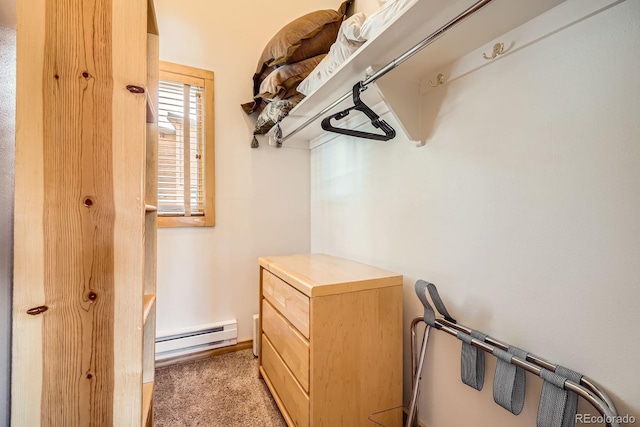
[368,280,620,427]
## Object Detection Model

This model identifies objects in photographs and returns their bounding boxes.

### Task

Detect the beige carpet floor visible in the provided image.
[154,349,286,427]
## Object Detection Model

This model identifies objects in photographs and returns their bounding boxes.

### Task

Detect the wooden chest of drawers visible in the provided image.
[258,254,403,427]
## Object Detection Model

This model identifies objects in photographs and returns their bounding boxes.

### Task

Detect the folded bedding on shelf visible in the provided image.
[241,54,326,115]
[258,54,326,99]
[242,54,326,115]
[243,1,354,146]
[297,12,368,96]
[359,0,414,40]
[249,0,351,98]
[297,0,414,96]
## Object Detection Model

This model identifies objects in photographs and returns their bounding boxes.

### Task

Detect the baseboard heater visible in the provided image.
[155,319,237,361]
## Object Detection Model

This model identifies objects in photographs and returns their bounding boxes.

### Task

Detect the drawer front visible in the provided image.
[262,270,309,339]
[262,299,309,392]
[262,335,309,427]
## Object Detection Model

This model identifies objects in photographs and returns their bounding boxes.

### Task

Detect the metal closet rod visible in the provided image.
[277,0,495,144]
[411,316,620,427]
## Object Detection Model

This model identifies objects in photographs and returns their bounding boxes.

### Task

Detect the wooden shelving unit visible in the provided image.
[142,381,155,427]
[146,91,157,124]
[12,0,159,425]
[143,0,159,425]
[143,294,156,324]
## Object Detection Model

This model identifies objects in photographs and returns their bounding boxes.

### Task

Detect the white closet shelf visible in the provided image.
[270,0,566,147]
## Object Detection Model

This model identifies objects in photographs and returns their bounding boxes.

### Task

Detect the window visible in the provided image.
[158,61,215,227]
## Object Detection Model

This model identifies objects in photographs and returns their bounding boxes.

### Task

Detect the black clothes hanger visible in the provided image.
[321,81,396,141]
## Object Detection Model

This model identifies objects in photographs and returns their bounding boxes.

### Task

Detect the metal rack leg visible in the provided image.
[407,320,430,427]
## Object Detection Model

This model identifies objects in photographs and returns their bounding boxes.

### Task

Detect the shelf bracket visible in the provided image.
[367,66,424,146]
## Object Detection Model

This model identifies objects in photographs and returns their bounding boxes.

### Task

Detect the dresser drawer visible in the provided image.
[262,270,309,339]
[262,299,309,392]
[262,335,309,427]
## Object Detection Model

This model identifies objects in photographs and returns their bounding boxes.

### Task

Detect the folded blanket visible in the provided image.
[297,12,368,96]
[297,0,415,96]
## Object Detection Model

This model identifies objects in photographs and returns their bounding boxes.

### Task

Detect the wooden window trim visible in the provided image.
[158,61,215,228]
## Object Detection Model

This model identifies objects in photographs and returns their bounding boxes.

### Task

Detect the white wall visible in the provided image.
[0,0,15,422]
[153,0,317,340]
[351,0,381,15]
[311,1,640,426]
[0,0,15,29]
[313,0,381,15]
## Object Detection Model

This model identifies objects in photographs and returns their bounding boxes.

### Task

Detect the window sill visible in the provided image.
[158,215,214,228]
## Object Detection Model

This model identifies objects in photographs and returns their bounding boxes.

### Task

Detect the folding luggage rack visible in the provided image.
[368,280,620,427]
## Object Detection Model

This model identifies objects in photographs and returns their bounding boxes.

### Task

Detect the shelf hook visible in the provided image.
[483,42,505,60]
[428,73,445,87]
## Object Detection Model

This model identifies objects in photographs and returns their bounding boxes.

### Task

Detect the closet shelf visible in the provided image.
[270,0,566,147]
[143,294,156,324]
[142,381,154,425]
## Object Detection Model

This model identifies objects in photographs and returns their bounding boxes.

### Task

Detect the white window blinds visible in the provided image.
[158,79,206,216]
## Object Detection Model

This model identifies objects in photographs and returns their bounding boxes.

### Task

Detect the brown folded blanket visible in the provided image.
[242,54,325,115]
[252,1,351,96]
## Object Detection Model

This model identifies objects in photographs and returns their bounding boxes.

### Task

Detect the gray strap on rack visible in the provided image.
[493,346,528,415]
[414,280,436,326]
[458,330,487,391]
[537,366,583,427]
[426,282,456,323]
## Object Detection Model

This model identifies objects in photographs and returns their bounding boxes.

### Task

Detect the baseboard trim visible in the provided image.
[155,339,253,368]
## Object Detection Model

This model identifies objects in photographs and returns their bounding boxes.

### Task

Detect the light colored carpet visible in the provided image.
[154,349,286,427]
